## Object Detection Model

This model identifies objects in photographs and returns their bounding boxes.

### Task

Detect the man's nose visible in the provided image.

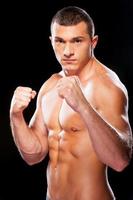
[63,43,74,57]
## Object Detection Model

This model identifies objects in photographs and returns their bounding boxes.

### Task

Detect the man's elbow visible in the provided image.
[25,159,41,166]
[113,151,132,172]
[114,159,129,172]
[20,151,47,166]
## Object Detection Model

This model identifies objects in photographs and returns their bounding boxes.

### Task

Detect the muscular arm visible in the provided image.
[57,75,132,171]
[79,85,132,171]
[10,86,48,165]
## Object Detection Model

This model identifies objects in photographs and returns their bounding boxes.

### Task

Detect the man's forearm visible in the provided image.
[79,102,131,171]
[10,112,42,158]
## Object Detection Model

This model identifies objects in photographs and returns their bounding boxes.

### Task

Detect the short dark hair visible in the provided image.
[50,6,95,38]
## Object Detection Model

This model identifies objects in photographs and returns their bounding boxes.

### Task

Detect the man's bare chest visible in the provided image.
[42,89,83,131]
[41,84,96,132]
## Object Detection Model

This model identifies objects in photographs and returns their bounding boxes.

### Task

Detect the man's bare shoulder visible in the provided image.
[93,64,128,114]
[95,64,128,97]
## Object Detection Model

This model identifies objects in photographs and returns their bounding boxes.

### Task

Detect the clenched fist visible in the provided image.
[56,76,87,112]
[10,86,36,114]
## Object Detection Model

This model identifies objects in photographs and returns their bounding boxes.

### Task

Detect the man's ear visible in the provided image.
[49,36,55,50]
[92,35,98,49]
[49,36,52,44]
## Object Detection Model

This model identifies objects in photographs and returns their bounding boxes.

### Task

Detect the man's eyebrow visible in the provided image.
[71,36,85,40]
[54,36,85,40]
[54,37,64,40]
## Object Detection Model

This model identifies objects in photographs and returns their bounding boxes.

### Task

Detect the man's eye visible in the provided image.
[75,39,82,43]
[55,40,64,43]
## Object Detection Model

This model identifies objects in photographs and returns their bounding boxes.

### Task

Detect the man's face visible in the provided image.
[50,21,95,75]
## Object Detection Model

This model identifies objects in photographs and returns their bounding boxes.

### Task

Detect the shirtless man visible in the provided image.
[10,6,132,200]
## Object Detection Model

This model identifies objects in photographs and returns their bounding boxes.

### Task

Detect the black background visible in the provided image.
[0,0,133,199]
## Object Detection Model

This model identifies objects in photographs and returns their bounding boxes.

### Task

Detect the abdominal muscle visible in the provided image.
[46,129,115,200]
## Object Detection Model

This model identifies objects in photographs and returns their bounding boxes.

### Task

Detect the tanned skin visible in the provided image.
[10,21,132,200]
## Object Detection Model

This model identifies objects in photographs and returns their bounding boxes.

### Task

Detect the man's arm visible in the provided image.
[56,76,132,171]
[79,86,132,171]
[10,86,48,165]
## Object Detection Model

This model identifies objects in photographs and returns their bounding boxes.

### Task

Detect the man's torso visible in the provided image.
[42,70,115,200]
